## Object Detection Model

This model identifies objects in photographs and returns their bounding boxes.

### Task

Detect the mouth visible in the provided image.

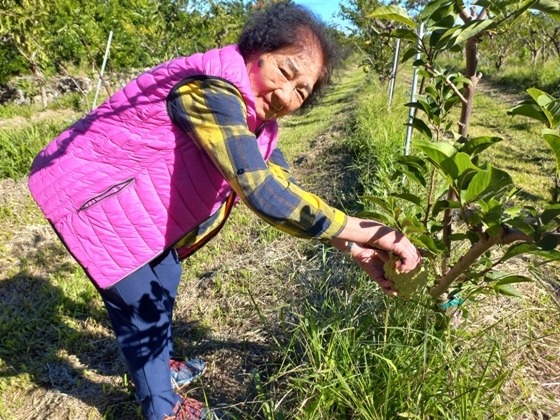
[262,100,279,118]
[264,100,278,111]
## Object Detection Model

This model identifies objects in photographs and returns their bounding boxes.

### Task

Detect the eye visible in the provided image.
[279,68,289,79]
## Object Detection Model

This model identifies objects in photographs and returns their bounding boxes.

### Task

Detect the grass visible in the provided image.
[0,61,559,419]
[461,77,555,206]
[480,58,560,98]
[0,121,74,180]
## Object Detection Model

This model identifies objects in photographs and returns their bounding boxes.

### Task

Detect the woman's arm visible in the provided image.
[168,76,421,285]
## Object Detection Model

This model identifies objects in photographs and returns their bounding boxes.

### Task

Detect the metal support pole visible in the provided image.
[92,31,113,110]
[403,22,424,157]
[388,38,401,109]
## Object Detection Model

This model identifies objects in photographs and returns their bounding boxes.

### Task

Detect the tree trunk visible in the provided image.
[441,37,481,275]
[31,61,47,108]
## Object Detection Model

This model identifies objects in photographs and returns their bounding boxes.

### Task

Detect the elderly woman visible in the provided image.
[28,3,420,419]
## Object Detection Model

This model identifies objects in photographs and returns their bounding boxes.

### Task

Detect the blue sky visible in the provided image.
[293,0,352,31]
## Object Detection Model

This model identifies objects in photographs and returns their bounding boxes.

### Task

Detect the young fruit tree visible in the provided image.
[365,0,560,318]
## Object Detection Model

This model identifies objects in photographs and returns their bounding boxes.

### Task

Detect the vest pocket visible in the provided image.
[78,178,135,212]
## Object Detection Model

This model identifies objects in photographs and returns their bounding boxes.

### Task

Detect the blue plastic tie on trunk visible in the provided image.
[440,294,464,309]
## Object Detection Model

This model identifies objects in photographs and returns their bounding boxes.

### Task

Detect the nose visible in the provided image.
[273,83,293,110]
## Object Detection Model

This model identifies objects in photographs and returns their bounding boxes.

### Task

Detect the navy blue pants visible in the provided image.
[98,249,182,420]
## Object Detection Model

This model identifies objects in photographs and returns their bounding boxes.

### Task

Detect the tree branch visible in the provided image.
[429,226,533,298]
[426,64,469,105]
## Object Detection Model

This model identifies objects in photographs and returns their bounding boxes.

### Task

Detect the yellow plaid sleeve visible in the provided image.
[167,76,347,240]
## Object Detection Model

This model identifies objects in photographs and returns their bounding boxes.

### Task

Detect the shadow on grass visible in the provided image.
[0,267,283,419]
[0,271,138,417]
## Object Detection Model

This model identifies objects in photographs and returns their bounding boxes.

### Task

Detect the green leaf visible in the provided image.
[401,216,427,234]
[507,101,549,125]
[503,206,525,218]
[507,219,536,238]
[356,210,394,226]
[494,283,525,298]
[431,13,458,30]
[395,157,427,188]
[530,0,560,21]
[541,203,560,224]
[453,152,479,175]
[408,117,433,139]
[485,271,534,285]
[435,26,461,49]
[502,242,537,262]
[429,29,447,47]
[451,75,472,86]
[542,130,560,177]
[401,47,419,63]
[509,0,540,21]
[424,86,438,99]
[439,19,495,50]
[420,0,454,21]
[431,199,461,217]
[502,240,560,262]
[390,193,422,206]
[459,136,503,156]
[367,5,416,28]
[415,234,447,255]
[544,100,560,129]
[362,195,393,212]
[527,87,554,107]
[417,69,433,79]
[415,139,457,159]
[443,96,460,112]
[415,140,463,181]
[464,165,513,203]
[391,28,419,41]
[448,233,469,241]
[537,233,558,251]
[405,101,429,115]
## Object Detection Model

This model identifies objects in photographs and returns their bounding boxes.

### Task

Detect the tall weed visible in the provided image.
[344,78,410,197]
[266,265,511,419]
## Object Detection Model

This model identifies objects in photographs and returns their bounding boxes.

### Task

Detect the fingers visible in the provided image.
[350,244,397,296]
[366,226,422,273]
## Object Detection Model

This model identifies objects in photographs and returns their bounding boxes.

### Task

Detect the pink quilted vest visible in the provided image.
[29,45,278,288]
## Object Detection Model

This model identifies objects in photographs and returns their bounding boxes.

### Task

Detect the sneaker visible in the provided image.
[170,358,207,390]
[165,397,222,420]
[132,358,207,403]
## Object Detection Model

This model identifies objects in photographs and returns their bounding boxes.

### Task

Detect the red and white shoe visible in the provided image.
[165,397,223,420]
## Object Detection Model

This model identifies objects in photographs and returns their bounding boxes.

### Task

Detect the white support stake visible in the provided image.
[388,38,401,109]
[92,31,113,110]
[403,22,424,157]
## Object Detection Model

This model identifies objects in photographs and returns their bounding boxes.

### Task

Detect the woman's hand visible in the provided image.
[362,223,421,273]
[333,216,422,274]
[349,243,397,296]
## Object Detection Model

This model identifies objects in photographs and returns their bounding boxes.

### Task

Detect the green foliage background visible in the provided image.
[0,0,250,82]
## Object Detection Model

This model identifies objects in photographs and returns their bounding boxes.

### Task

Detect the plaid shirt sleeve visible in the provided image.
[167,76,347,240]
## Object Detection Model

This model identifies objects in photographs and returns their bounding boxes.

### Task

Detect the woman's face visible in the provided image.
[246,44,323,121]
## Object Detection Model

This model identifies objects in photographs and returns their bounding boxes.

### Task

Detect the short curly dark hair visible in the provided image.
[238,2,341,112]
